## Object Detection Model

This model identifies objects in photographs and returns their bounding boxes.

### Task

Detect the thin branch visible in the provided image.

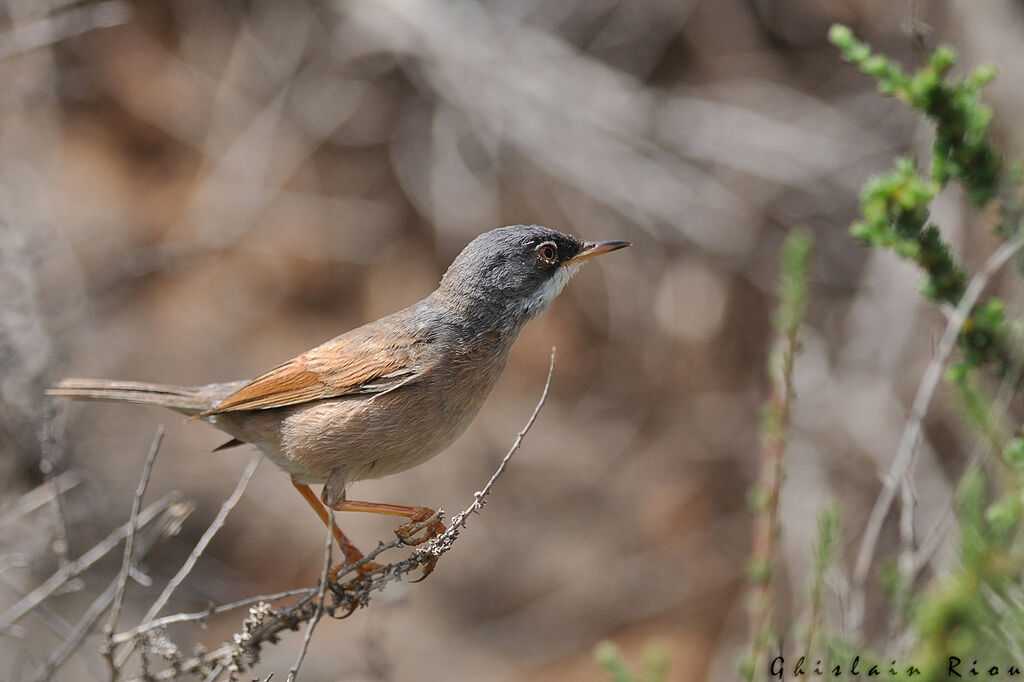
[892,474,917,644]
[40,461,73,573]
[114,454,261,668]
[287,510,333,681]
[0,471,81,529]
[2,497,192,681]
[28,498,178,682]
[745,229,810,679]
[27,576,117,682]
[0,572,76,640]
[0,556,30,576]
[110,588,316,645]
[847,234,1024,635]
[0,492,183,634]
[104,426,165,650]
[910,374,1017,577]
[143,455,260,623]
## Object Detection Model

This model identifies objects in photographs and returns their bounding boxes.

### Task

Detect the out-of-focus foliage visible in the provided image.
[595,639,671,682]
[744,26,1024,682]
[831,24,1022,373]
[742,228,812,681]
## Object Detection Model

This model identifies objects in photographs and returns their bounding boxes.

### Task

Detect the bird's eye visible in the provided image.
[536,242,558,264]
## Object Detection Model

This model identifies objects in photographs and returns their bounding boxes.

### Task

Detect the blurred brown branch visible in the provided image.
[0,1,132,62]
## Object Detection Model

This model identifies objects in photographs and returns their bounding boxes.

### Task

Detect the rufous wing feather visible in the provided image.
[198,329,430,417]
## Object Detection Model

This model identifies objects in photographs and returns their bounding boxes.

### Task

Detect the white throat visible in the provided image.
[523,263,578,320]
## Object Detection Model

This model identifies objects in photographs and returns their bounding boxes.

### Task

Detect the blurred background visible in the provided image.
[2,0,1023,679]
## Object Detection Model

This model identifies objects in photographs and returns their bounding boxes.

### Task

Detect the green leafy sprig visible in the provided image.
[829,24,1021,372]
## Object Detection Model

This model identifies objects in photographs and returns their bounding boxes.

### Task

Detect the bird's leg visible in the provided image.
[331,499,447,579]
[291,480,381,582]
[332,500,446,545]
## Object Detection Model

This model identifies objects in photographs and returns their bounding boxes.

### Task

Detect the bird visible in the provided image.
[48,225,630,581]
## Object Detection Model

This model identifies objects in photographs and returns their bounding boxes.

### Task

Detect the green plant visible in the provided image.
[829,24,1022,373]
[741,229,813,681]
[745,24,1024,682]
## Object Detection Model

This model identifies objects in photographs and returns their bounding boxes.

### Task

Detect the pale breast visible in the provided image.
[257,330,513,487]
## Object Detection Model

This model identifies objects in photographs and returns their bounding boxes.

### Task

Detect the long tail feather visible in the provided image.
[47,379,210,416]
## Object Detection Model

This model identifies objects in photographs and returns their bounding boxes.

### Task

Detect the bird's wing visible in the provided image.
[199,329,431,416]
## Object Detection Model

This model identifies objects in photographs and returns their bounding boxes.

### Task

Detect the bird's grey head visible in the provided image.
[434,225,630,330]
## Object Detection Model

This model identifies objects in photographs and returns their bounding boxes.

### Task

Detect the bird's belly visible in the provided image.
[277,386,487,484]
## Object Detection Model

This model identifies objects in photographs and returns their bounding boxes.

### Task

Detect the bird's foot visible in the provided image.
[394,507,446,547]
[410,555,439,583]
[394,507,445,582]
[328,558,385,614]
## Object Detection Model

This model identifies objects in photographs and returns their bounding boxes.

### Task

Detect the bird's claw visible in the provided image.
[328,559,383,612]
[391,508,445,581]
[394,509,446,547]
[409,555,439,583]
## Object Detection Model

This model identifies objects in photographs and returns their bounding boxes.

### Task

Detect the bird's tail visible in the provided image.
[47,379,211,416]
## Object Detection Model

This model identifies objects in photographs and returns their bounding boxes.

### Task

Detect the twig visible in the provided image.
[27,577,117,682]
[123,597,320,681]
[40,457,73,573]
[142,455,260,622]
[104,426,165,656]
[0,471,81,529]
[847,234,1024,635]
[2,498,191,681]
[287,511,333,681]
[895,470,916,633]
[115,455,261,668]
[0,572,75,640]
[110,588,317,645]
[0,556,30,576]
[910,384,1014,577]
[745,230,810,680]
[0,491,183,634]
[910,321,1024,578]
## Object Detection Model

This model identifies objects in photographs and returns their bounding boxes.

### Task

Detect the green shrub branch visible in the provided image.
[829,24,1021,373]
[815,24,1024,682]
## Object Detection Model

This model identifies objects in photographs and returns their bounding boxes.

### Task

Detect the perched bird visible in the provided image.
[49,225,630,579]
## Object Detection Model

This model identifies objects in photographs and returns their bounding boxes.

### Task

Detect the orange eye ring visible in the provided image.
[536,242,558,264]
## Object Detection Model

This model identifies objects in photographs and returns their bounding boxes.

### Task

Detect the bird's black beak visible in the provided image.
[562,240,632,266]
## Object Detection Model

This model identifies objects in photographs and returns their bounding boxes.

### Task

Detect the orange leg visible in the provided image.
[291,481,381,581]
[331,499,447,580]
